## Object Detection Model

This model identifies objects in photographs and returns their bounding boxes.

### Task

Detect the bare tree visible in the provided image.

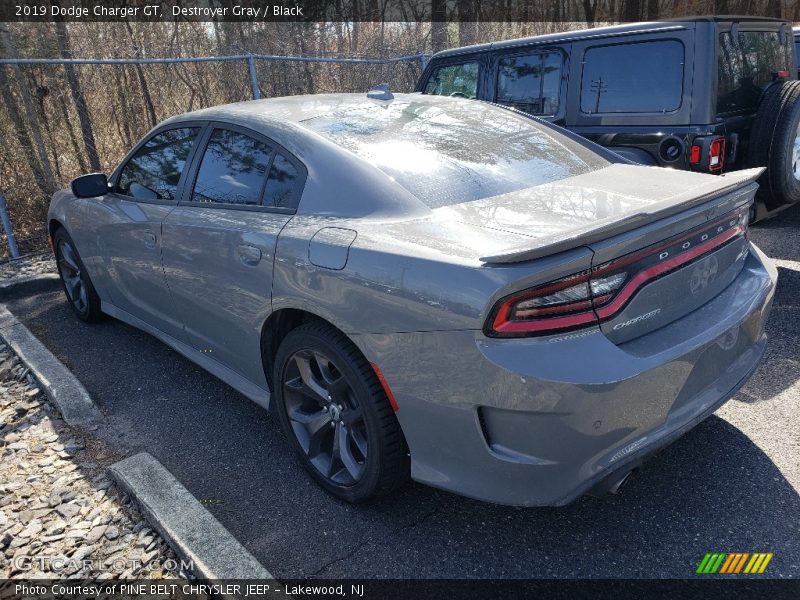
[0,65,52,197]
[54,21,100,171]
[431,0,448,52]
[0,26,57,193]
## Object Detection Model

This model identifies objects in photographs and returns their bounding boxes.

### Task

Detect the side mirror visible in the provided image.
[71,173,109,198]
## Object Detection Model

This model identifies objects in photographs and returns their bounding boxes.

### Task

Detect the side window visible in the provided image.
[718,31,792,114]
[264,153,301,209]
[424,62,479,99]
[117,128,199,200]
[580,40,684,114]
[496,52,562,115]
[191,129,272,205]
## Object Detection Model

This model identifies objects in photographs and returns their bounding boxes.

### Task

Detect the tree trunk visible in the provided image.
[431,0,448,52]
[57,91,89,174]
[623,0,640,22]
[124,22,158,129]
[0,27,58,193]
[457,0,477,47]
[764,0,781,19]
[647,0,659,20]
[0,65,51,197]
[583,0,597,26]
[54,21,101,171]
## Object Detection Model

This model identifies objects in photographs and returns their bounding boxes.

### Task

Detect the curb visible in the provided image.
[0,273,60,301]
[109,452,273,581]
[0,305,100,425]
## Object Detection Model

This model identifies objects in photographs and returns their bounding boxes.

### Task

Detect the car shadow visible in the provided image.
[7,291,799,579]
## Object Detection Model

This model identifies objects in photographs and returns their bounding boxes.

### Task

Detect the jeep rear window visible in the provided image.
[423,62,479,99]
[303,99,608,207]
[580,40,684,114]
[717,31,792,114]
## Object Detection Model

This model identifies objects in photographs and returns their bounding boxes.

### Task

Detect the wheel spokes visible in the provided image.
[59,243,80,273]
[339,423,364,480]
[287,404,333,457]
[282,347,370,487]
[293,352,331,403]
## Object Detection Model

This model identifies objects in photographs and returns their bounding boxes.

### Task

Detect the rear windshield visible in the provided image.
[718,30,793,114]
[303,99,607,207]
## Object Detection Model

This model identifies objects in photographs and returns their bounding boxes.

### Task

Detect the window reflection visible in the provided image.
[424,62,479,99]
[305,100,608,207]
[118,128,199,200]
[718,31,791,114]
[580,41,684,114]
[497,52,562,116]
[265,153,300,208]
[192,129,272,205]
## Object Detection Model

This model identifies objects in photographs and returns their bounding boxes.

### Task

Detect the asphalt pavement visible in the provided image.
[7,203,800,579]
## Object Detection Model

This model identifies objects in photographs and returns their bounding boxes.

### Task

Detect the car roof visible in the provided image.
[430,16,788,60]
[162,93,415,128]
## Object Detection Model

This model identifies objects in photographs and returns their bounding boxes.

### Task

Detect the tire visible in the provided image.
[54,228,102,322]
[273,321,409,503]
[747,80,800,210]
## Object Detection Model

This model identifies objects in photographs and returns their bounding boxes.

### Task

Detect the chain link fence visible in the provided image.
[0,51,428,261]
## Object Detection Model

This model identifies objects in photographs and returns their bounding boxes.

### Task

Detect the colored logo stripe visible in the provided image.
[697,553,773,574]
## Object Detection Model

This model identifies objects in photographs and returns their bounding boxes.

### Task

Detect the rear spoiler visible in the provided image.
[480,168,764,264]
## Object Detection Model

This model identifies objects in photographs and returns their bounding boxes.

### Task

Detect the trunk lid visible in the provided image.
[436,164,762,264]
[461,164,762,343]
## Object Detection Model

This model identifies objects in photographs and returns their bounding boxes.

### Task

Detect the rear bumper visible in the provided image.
[353,243,777,506]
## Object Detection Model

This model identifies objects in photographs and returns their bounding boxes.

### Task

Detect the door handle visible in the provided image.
[237,244,262,266]
[143,230,157,249]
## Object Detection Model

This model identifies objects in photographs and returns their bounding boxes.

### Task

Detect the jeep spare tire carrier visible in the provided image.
[748,80,800,209]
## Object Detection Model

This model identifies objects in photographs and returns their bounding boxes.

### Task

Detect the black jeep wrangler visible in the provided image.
[417,17,800,219]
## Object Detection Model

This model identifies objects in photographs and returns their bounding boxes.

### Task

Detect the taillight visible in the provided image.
[486,207,749,337]
[708,137,726,172]
[689,145,701,165]
[690,136,727,173]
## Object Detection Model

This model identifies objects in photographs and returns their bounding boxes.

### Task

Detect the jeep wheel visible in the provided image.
[748,80,800,210]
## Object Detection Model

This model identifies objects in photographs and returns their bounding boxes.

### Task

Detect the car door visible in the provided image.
[161,124,305,387]
[96,125,203,338]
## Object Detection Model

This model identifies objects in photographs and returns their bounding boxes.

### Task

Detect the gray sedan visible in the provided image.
[48,93,777,505]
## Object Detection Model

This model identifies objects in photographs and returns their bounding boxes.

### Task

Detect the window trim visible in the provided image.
[579,38,686,116]
[178,121,307,214]
[110,122,207,205]
[493,49,564,117]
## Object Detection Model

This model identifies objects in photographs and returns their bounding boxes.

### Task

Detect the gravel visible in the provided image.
[0,341,185,579]
[0,253,56,282]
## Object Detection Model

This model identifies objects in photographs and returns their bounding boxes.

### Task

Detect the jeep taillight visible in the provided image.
[690,136,727,173]
[485,207,749,338]
[708,137,726,172]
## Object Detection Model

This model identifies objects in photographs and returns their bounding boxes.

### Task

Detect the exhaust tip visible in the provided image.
[607,470,635,495]
[588,468,637,497]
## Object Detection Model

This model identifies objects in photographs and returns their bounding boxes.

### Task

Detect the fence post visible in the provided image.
[419,53,428,71]
[247,55,261,100]
[0,192,20,258]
